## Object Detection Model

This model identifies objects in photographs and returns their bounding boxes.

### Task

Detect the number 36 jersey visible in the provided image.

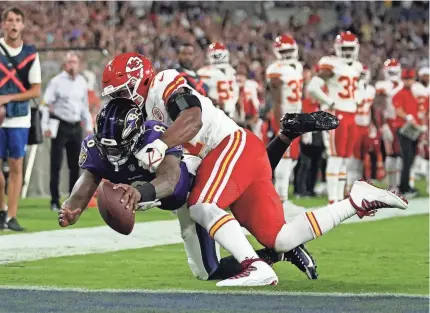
[266,60,303,114]
[145,69,240,158]
[79,120,189,211]
[318,56,363,113]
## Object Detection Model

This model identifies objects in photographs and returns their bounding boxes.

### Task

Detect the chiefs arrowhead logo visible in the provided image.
[126,57,143,73]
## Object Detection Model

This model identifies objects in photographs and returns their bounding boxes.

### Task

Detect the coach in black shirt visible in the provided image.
[174,43,208,96]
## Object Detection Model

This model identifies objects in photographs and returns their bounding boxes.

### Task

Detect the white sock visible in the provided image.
[189,203,258,262]
[274,199,356,252]
[347,158,363,192]
[385,156,397,189]
[337,158,348,201]
[274,158,294,201]
[326,156,343,203]
[396,157,402,188]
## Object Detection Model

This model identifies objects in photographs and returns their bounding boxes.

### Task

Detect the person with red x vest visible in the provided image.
[0,7,41,231]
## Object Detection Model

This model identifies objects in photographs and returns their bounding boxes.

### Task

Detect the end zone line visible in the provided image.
[0,285,428,299]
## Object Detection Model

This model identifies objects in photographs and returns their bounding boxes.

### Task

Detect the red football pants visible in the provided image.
[188,129,285,248]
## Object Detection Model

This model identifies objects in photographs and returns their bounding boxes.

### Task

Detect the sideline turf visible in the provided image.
[1,215,428,294]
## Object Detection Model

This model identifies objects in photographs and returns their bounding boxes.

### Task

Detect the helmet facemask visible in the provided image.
[102,71,147,108]
[335,44,359,63]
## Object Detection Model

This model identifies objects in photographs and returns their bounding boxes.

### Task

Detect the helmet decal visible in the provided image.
[122,108,140,139]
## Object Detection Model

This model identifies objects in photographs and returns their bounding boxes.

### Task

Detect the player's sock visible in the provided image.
[385,156,397,189]
[326,156,342,203]
[274,200,357,252]
[337,158,348,201]
[409,157,419,188]
[396,157,402,188]
[189,203,258,263]
[274,158,294,201]
[346,158,363,193]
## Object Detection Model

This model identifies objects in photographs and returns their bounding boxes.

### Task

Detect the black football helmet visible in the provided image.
[94,97,144,168]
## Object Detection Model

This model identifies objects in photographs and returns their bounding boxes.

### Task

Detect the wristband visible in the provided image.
[136,182,156,202]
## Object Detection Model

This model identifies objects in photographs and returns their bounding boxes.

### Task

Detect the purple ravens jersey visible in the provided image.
[79,120,190,210]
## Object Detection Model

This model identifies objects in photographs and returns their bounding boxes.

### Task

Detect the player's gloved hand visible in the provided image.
[381,124,394,142]
[280,111,339,140]
[134,139,168,173]
[58,205,82,227]
[113,183,141,212]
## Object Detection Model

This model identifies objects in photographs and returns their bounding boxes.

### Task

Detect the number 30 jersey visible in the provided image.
[318,56,363,113]
[266,60,303,114]
[145,69,240,158]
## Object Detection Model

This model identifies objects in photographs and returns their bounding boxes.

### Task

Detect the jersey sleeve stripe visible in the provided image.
[319,64,334,71]
[162,76,186,103]
[267,73,282,79]
[199,75,211,79]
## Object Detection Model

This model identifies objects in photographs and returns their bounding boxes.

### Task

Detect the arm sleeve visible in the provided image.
[266,136,291,170]
[28,53,42,84]
[308,76,334,105]
[80,84,93,132]
[43,79,57,105]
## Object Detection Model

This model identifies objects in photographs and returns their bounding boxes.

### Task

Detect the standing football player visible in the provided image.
[346,66,382,192]
[374,59,403,191]
[197,42,240,123]
[308,31,363,204]
[266,34,304,214]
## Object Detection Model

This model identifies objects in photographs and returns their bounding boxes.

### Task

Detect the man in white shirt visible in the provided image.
[0,7,41,231]
[42,52,92,212]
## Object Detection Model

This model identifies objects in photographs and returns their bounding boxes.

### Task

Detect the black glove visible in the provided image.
[280,111,339,140]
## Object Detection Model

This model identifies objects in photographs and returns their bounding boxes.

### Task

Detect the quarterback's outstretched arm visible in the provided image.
[160,88,203,148]
[59,170,102,227]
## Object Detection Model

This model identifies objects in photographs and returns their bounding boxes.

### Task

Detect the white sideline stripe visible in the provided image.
[0,285,428,299]
[0,198,428,265]
[0,220,183,265]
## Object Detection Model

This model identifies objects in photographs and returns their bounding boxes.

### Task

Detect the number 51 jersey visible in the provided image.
[79,120,189,211]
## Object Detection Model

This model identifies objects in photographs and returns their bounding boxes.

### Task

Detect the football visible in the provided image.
[97,180,135,235]
[0,105,5,126]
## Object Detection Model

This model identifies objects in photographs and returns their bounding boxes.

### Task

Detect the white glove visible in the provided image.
[134,139,168,173]
[301,132,313,145]
[135,199,161,212]
[381,124,394,142]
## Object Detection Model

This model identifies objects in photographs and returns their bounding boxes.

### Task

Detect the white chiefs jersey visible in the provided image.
[266,60,303,113]
[197,64,239,119]
[355,84,376,126]
[375,80,403,120]
[318,56,362,113]
[145,69,239,158]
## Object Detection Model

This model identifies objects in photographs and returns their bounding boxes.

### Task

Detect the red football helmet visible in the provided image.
[207,42,229,65]
[361,65,371,84]
[334,31,359,63]
[383,58,401,82]
[102,52,155,107]
[273,34,298,61]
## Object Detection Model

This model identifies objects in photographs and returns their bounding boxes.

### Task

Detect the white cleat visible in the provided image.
[349,179,408,219]
[216,258,279,287]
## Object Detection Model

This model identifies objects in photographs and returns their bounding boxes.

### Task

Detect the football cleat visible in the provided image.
[349,179,408,218]
[283,244,318,280]
[216,258,278,287]
[280,111,339,139]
